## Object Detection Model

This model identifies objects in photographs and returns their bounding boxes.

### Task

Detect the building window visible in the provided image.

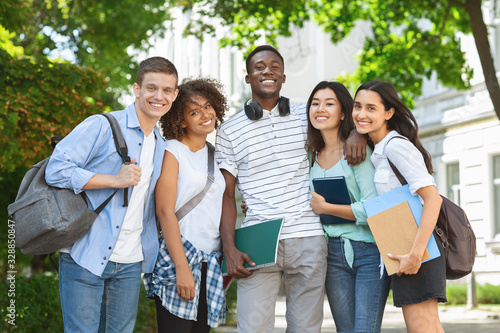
[446,163,460,205]
[493,155,500,236]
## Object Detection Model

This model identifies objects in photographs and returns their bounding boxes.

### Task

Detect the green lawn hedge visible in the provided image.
[0,274,156,332]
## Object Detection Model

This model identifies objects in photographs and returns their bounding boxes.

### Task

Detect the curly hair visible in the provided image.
[159,77,228,141]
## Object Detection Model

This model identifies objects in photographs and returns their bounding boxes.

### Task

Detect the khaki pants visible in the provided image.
[236,235,328,333]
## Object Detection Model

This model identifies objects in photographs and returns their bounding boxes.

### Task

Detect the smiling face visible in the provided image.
[352,89,394,144]
[309,88,344,133]
[245,50,286,106]
[182,95,217,139]
[133,72,178,131]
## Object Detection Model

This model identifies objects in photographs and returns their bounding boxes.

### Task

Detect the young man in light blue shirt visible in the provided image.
[45,57,178,333]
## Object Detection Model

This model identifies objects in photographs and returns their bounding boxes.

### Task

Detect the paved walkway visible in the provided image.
[215,296,500,332]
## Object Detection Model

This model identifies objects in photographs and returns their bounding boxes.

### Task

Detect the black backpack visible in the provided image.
[386,136,476,279]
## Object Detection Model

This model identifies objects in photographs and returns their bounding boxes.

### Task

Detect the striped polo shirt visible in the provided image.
[215,102,323,240]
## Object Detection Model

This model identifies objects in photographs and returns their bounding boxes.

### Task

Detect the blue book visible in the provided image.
[312,176,354,225]
[363,184,440,272]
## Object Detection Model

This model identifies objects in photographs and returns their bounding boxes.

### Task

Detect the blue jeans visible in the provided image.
[59,253,142,333]
[325,237,390,333]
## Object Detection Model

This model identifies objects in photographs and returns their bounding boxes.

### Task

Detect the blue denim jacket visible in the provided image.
[45,104,165,276]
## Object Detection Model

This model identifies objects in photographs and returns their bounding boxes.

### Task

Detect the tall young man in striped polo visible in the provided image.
[215,45,365,332]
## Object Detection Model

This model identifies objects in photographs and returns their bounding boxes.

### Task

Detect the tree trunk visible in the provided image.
[466,0,500,119]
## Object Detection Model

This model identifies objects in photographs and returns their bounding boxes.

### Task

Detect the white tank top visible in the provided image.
[166,139,225,254]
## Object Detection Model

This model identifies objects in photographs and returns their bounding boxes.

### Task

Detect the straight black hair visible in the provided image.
[307,81,354,166]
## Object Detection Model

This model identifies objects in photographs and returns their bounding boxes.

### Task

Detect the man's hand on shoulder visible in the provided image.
[344,129,367,166]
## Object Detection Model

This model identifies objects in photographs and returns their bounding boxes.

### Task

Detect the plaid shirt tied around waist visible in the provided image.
[143,236,226,327]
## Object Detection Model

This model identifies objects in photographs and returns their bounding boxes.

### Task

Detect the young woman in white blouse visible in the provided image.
[143,78,228,332]
[353,80,447,333]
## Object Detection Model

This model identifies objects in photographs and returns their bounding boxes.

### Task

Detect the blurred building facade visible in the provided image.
[412,1,500,287]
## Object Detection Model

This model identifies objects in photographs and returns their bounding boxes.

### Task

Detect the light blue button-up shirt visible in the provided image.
[45,104,165,276]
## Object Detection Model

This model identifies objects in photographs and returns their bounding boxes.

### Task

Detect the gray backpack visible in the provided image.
[7,113,130,255]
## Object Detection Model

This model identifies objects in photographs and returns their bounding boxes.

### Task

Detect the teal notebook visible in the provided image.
[221,218,284,276]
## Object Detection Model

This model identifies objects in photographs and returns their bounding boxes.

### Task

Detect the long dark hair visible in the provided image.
[354,80,434,174]
[306,81,354,166]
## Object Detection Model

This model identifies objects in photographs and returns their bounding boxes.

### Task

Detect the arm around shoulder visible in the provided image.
[343,129,367,166]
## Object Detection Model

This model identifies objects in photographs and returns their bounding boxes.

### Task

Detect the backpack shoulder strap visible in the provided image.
[100,113,131,165]
[384,135,408,186]
[100,113,131,207]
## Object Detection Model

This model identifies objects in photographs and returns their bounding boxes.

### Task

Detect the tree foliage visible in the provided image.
[0,0,180,170]
[177,0,500,117]
[0,48,108,171]
[1,0,171,108]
